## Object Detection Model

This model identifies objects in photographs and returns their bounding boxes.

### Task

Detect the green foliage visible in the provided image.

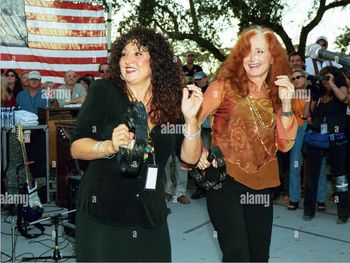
[230,0,284,31]
[335,26,350,56]
[110,0,350,73]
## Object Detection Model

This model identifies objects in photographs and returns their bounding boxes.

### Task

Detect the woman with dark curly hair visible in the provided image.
[303,66,349,224]
[70,27,203,261]
[196,26,298,261]
[3,69,22,107]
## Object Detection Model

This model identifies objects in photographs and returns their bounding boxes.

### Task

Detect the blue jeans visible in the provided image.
[317,158,327,203]
[289,124,327,203]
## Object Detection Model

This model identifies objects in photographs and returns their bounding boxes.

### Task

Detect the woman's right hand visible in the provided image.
[111,124,135,152]
[196,151,210,170]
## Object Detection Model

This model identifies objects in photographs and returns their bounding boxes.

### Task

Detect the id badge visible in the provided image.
[346,106,350,116]
[320,123,328,134]
[145,164,158,191]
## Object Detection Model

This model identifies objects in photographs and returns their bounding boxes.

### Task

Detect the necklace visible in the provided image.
[143,124,155,163]
[246,95,277,156]
[246,96,276,130]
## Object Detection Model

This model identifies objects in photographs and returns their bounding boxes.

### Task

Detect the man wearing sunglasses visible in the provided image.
[55,70,87,107]
[98,62,111,80]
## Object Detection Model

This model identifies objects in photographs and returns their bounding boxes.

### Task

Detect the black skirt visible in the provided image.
[76,211,171,262]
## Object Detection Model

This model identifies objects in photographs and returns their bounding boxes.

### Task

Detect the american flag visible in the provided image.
[0,0,108,85]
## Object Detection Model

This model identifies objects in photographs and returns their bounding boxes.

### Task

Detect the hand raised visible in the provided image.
[182,84,203,122]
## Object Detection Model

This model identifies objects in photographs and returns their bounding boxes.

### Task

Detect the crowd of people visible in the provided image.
[1,27,350,262]
[0,63,111,112]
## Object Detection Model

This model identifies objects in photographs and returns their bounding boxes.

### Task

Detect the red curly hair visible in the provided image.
[216,25,291,111]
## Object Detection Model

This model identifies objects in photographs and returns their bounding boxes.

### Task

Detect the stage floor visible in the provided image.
[1,188,350,262]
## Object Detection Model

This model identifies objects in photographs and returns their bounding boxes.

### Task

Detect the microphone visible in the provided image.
[308,44,350,67]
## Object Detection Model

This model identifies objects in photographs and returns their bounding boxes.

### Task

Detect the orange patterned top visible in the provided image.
[292,98,306,126]
[197,81,298,190]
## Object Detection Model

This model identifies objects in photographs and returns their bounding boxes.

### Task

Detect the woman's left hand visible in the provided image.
[182,84,203,121]
[275,75,295,105]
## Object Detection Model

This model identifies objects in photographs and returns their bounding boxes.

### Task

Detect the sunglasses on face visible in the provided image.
[99,69,110,73]
[291,75,304,81]
[6,74,15,77]
[187,54,195,57]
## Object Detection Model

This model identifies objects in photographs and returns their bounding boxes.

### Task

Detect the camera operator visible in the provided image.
[303,66,349,224]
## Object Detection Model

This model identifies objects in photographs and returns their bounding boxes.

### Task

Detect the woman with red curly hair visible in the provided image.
[197,25,298,261]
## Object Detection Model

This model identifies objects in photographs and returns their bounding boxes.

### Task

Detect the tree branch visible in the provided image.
[298,0,350,54]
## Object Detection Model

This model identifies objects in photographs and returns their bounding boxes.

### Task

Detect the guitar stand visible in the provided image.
[22,209,76,262]
[0,216,17,263]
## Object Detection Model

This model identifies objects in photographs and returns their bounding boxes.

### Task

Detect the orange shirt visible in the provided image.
[197,81,298,190]
[292,98,306,126]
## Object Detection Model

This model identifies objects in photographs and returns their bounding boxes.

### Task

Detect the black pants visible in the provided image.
[304,144,349,218]
[76,211,171,262]
[346,116,350,176]
[206,176,273,262]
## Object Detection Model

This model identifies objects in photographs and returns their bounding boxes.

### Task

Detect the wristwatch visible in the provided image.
[282,111,293,117]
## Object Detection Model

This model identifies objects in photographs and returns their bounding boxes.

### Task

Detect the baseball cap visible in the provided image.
[194,71,207,80]
[28,71,41,80]
[315,36,328,43]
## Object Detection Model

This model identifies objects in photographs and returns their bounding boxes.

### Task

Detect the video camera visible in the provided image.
[305,74,330,100]
[306,75,330,82]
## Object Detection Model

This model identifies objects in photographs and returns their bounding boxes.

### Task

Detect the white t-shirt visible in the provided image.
[304,57,341,76]
[55,83,87,107]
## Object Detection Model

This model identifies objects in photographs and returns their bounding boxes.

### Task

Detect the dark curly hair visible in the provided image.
[5,69,22,98]
[110,27,185,125]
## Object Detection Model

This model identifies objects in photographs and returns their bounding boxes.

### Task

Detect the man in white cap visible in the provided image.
[16,71,48,114]
[305,35,341,76]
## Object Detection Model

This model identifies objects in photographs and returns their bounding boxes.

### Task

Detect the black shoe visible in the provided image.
[317,202,327,212]
[336,216,348,224]
[303,214,314,221]
[191,188,206,199]
[287,201,299,210]
[165,193,172,202]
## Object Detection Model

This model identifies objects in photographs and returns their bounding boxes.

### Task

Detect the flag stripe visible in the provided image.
[1,53,107,64]
[1,46,107,58]
[1,61,100,71]
[27,27,105,37]
[25,0,104,11]
[28,42,107,50]
[26,20,105,30]
[25,6,104,17]
[28,35,107,45]
[26,12,105,23]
